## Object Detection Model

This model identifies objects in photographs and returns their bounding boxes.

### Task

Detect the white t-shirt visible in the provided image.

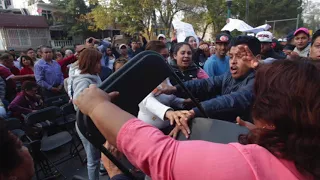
[108,56,116,70]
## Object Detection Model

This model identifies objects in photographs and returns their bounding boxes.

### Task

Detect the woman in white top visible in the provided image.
[138,41,192,138]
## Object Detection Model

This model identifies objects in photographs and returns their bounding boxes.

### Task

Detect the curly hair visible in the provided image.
[239,59,320,178]
[0,118,23,177]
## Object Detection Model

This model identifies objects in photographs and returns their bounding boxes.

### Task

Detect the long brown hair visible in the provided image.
[239,59,320,178]
[78,48,102,75]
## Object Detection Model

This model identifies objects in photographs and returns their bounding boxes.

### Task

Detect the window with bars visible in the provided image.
[42,10,53,20]
[5,28,49,47]
[4,0,11,7]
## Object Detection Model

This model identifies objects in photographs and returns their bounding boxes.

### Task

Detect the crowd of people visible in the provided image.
[0,26,320,180]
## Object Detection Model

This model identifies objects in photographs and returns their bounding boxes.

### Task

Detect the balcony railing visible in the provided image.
[50,40,85,49]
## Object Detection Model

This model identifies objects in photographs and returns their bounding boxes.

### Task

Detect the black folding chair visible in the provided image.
[25,106,83,179]
[44,94,69,107]
[60,103,76,125]
[177,118,249,143]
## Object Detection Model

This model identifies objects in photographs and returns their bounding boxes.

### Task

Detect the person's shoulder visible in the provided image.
[35,59,45,66]
[230,143,277,162]
[0,66,12,76]
[204,55,216,65]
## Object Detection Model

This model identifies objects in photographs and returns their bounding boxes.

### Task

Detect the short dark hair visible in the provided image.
[113,58,128,72]
[145,40,167,53]
[311,29,320,46]
[0,119,23,177]
[231,36,261,56]
[20,56,34,67]
[21,81,38,91]
[184,36,196,43]
[0,53,13,62]
[40,46,52,52]
[24,48,34,54]
[78,48,102,75]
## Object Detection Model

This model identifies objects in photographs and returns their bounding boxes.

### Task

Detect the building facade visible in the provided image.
[0,13,50,51]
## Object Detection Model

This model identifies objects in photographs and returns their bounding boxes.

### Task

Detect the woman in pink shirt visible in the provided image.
[74,57,318,180]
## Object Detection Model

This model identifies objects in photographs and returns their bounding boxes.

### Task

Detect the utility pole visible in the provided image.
[226,0,233,19]
[245,0,249,23]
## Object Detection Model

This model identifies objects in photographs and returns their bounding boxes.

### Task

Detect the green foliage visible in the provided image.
[303,1,320,32]
[231,0,303,35]
[85,0,156,38]
[50,0,90,37]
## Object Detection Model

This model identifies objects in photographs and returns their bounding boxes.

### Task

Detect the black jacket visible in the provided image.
[262,49,286,60]
[169,62,201,86]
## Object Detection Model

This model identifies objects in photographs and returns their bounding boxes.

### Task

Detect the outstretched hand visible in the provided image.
[236,116,256,130]
[236,45,259,69]
[165,110,192,134]
[153,86,177,96]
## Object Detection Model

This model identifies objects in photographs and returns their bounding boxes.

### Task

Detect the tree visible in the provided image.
[50,0,90,37]
[86,0,155,39]
[154,0,203,36]
[303,1,320,32]
[231,0,303,36]
[183,11,213,39]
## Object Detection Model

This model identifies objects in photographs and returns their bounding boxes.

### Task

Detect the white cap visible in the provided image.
[256,31,273,43]
[157,34,166,40]
[282,38,287,42]
[119,44,127,49]
[278,38,283,42]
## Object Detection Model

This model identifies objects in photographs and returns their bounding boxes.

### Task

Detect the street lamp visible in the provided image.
[226,0,233,19]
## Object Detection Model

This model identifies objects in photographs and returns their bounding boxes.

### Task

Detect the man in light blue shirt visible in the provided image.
[34,46,64,98]
[204,33,230,77]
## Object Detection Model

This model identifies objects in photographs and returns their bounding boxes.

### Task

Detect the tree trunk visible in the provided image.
[201,22,211,39]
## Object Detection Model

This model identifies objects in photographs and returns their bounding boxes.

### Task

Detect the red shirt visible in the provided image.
[58,55,76,78]
[0,65,16,100]
[10,66,20,75]
[20,67,34,75]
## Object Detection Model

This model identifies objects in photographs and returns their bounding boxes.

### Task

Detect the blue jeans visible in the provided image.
[76,123,100,180]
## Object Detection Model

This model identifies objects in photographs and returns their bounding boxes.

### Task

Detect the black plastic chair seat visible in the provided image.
[177,118,249,143]
[65,114,76,123]
[45,95,69,107]
[41,131,72,151]
[56,114,76,126]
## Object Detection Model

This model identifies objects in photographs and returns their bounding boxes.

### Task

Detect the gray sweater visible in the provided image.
[69,73,102,111]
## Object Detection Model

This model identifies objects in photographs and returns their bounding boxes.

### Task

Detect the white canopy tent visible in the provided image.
[221,18,271,34]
